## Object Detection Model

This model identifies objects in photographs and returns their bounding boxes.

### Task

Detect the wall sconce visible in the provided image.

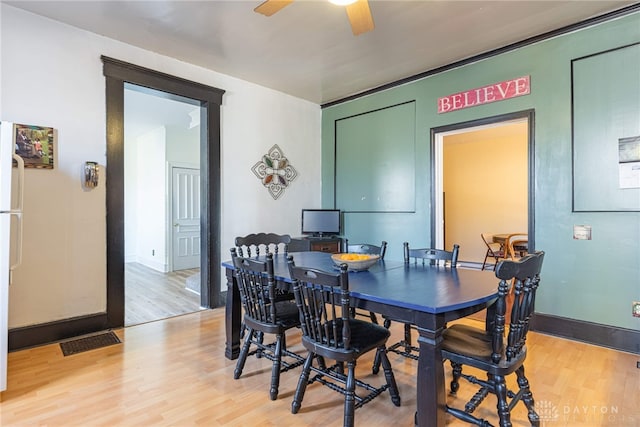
[83,161,99,190]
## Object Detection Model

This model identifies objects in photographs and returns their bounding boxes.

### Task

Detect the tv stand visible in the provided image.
[290,236,342,253]
[307,234,336,240]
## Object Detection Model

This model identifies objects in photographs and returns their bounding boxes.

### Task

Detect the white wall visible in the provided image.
[135,127,166,271]
[166,124,200,165]
[0,5,321,328]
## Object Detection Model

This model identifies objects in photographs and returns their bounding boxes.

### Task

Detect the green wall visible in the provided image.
[321,12,640,330]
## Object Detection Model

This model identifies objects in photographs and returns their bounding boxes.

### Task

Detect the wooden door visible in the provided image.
[171,167,200,271]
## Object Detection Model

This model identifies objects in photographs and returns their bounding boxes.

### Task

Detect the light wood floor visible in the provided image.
[1,309,638,426]
[125,262,203,326]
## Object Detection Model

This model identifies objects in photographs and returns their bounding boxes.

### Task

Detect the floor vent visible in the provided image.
[60,331,121,356]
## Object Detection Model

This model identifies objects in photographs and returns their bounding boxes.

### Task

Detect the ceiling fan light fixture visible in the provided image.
[329,0,357,6]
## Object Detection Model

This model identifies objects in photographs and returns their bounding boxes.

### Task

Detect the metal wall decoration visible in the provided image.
[251,144,298,199]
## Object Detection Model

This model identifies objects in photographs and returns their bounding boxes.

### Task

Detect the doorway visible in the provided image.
[123,84,203,326]
[103,57,225,329]
[432,110,535,265]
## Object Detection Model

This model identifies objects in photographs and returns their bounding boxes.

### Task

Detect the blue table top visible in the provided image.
[222,251,498,314]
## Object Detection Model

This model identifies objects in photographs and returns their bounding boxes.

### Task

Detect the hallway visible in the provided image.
[125,263,202,326]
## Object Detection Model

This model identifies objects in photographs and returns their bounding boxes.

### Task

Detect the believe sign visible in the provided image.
[438,76,530,113]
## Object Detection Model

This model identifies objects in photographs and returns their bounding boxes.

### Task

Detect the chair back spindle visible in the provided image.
[235,233,291,257]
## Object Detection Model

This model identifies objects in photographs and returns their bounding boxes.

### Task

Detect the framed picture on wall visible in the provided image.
[13,123,55,169]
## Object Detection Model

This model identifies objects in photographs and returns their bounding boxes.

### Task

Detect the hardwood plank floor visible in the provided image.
[1,310,638,426]
[125,262,203,326]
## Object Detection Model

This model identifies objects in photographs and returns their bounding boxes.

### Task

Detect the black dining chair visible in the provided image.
[442,251,545,427]
[343,239,387,324]
[235,233,295,337]
[230,249,304,400]
[287,255,401,427]
[343,239,388,259]
[378,242,460,369]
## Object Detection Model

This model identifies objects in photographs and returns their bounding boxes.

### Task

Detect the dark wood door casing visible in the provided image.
[103,56,225,328]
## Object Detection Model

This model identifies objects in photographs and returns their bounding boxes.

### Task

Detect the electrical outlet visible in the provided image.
[633,301,640,318]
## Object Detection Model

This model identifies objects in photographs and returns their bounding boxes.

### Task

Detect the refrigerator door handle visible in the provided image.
[9,154,24,282]
[9,211,22,278]
[12,153,24,213]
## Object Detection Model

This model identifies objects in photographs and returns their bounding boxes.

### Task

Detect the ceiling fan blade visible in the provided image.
[254,0,294,17]
[345,0,374,36]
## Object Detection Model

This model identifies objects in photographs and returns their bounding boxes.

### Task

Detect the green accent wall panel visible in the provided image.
[335,102,416,212]
[572,43,640,211]
[322,11,640,332]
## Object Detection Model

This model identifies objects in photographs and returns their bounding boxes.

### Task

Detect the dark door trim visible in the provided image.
[430,109,536,252]
[102,56,225,328]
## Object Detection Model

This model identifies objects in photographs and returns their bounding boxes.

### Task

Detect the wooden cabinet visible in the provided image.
[290,237,342,254]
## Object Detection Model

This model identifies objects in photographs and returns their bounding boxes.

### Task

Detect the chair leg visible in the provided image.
[316,355,327,371]
[403,323,412,353]
[516,366,540,427]
[372,348,381,374]
[269,333,283,400]
[449,361,462,395]
[369,312,379,324]
[494,375,512,427]
[481,251,490,270]
[343,361,357,427]
[292,353,314,415]
[256,331,264,358]
[378,347,401,406]
[234,328,254,379]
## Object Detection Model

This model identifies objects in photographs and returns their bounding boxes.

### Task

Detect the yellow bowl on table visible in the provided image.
[331,253,380,271]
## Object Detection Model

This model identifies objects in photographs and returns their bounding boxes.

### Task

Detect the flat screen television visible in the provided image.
[301,209,341,237]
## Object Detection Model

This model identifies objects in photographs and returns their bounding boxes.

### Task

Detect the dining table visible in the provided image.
[222,251,498,427]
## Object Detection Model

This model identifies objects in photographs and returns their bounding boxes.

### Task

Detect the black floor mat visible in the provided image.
[60,331,121,356]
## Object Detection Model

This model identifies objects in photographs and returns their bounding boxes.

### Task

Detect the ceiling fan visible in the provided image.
[254,0,374,36]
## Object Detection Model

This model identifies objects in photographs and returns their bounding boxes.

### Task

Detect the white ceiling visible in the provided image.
[123,84,200,140]
[4,0,638,105]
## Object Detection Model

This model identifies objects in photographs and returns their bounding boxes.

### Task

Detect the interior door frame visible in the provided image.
[430,109,536,254]
[103,57,224,328]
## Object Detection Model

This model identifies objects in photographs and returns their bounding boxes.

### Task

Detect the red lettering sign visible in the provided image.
[437,76,530,113]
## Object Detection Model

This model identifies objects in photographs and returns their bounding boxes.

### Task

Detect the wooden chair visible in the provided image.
[442,251,545,427]
[343,239,387,324]
[230,249,304,400]
[505,233,529,260]
[380,242,460,367]
[481,233,507,270]
[343,239,388,260]
[235,233,295,337]
[287,255,401,427]
[235,232,291,257]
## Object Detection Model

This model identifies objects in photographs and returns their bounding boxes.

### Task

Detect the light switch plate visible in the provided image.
[573,225,592,240]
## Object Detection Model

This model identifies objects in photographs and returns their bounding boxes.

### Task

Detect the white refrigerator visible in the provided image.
[0,121,24,391]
